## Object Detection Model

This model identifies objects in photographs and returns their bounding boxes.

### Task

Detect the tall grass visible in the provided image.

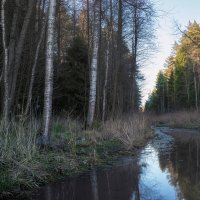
[0,118,41,194]
[0,114,152,196]
[152,111,200,129]
[0,117,85,195]
[0,118,39,164]
[101,114,152,150]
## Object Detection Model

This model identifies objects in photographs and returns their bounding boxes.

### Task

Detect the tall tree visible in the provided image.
[87,0,101,128]
[146,21,200,112]
[25,16,47,115]
[111,0,123,116]
[8,0,35,114]
[1,0,9,122]
[42,0,56,144]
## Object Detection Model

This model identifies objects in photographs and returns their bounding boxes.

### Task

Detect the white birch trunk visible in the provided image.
[42,0,56,144]
[25,19,47,115]
[87,0,100,128]
[1,0,9,122]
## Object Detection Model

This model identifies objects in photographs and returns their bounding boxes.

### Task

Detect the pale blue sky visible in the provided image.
[142,0,200,106]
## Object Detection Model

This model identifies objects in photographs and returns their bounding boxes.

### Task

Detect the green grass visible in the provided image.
[0,115,150,198]
[0,120,119,198]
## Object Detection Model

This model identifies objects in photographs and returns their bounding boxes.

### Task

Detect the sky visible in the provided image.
[142,0,200,106]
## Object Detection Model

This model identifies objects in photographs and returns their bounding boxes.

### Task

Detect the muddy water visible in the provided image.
[22,128,200,200]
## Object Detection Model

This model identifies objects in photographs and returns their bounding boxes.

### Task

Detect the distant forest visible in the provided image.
[145,21,200,113]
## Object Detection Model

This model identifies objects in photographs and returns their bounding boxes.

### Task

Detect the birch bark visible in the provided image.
[42,0,56,144]
[1,0,9,122]
[87,0,100,128]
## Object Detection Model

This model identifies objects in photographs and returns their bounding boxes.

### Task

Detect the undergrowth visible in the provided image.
[0,114,151,198]
[151,111,200,129]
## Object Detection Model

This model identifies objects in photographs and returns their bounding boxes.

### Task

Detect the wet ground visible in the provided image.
[21,127,200,200]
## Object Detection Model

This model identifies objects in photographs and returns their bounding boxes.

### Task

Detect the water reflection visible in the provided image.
[91,170,99,200]
[23,158,141,200]
[140,128,200,200]
[158,130,200,200]
[21,128,200,200]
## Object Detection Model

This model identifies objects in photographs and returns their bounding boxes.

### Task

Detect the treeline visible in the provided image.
[1,0,155,144]
[146,21,200,113]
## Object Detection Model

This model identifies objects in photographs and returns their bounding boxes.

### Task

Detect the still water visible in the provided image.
[23,128,200,200]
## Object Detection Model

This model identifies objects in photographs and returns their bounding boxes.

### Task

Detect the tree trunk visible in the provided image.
[111,0,122,116]
[73,0,77,37]
[87,0,100,128]
[56,0,61,62]
[6,6,19,116]
[8,0,35,115]
[42,0,56,145]
[131,0,138,111]
[102,45,109,122]
[25,18,47,115]
[87,0,90,49]
[102,4,112,121]
[193,62,198,111]
[1,0,9,123]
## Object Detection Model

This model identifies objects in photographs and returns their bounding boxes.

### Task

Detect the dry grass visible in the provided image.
[0,116,120,196]
[152,111,200,129]
[101,114,152,150]
[0,117,86,196]
[0,114,153,196]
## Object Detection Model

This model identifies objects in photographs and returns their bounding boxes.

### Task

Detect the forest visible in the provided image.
[1,0,200,199]
[145,21,200,113]
[0,0,156,137]
[0,0,157,197]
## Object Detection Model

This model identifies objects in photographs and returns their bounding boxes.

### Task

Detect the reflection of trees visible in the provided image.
[96,159,141,200]
[27,158,141,200]
[91,169,99,200]
[157,132,200,200]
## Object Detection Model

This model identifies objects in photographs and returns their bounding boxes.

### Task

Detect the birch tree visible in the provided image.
[25,18,47,115]
[87,0,101,128]
[1,0,9,122]
[42,0,56,144]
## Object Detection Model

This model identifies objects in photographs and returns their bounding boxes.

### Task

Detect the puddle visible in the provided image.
[20,128,200,200]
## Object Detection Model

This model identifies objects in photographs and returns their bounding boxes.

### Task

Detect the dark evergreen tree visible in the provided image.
[54,36,89,117]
